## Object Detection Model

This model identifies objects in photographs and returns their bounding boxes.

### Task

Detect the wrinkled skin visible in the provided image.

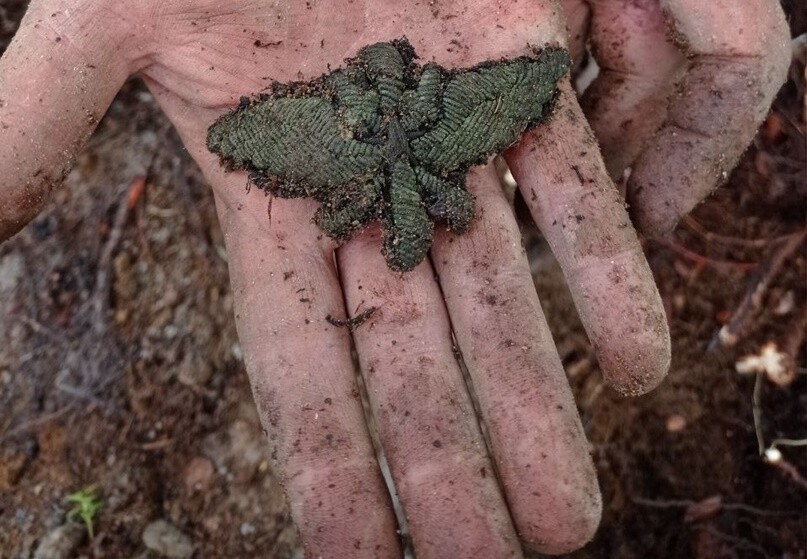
[0,0,789,557]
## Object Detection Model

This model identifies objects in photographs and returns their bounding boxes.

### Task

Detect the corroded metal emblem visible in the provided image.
[208,39,570,271]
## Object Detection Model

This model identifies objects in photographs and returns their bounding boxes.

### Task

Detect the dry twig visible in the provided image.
[764,449,807,491]
[752,372,766,455]
[93,175,146,334]
[0,406,73,443]
[656,237,758,274]
[709,229,807,351]
[631,495,791,518]
[682,216,794,249]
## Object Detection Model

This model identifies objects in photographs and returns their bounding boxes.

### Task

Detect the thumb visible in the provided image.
[0,1,134,241]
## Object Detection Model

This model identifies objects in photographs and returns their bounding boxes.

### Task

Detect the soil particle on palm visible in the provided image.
[325,306,377,329]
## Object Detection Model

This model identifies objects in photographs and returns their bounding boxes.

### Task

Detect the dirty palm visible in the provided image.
[207,39,570,270]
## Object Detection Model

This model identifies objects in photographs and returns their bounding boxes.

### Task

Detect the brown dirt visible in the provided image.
[1,2,805,558]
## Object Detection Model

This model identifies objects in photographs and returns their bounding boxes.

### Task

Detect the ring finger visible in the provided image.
[431,162,601,554]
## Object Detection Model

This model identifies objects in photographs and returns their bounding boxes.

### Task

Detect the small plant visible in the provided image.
[65,486,103,539]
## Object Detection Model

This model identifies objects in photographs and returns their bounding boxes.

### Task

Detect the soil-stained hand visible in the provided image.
[561,0,791,236]
[0,0,781,556]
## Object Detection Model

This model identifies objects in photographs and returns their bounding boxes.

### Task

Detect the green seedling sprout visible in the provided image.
[65,485,103,539]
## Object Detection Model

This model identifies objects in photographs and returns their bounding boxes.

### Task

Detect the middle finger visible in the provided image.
[338,227,521,558]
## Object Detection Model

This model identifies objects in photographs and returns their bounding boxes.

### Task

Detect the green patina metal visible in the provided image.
[207,38,570,271]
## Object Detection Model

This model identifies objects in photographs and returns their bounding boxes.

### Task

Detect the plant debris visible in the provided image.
[735,341,795,387]
[325,306,377,330]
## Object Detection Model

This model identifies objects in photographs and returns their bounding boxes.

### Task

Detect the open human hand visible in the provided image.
[561,0,790,236]
[0,0,787,557]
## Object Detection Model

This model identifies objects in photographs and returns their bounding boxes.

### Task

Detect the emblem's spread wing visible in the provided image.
[410,47,571,174]
[206,93,385,199]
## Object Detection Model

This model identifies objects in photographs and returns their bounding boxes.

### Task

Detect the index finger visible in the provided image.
[149,84,403,557]
[506,81,671,395]
[214,190,402,557]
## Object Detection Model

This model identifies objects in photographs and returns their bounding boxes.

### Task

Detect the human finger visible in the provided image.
[506,81,671,395]
[559,0,592,70]
[210,189,401,557]
[338,227,522,558]
[431,162,601,554]
[626,0,790,236]
[579,0,685,180]
[0,0,134,241]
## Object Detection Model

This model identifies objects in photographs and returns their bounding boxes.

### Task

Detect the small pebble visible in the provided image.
[184,456,215,490]
[34,523,85,559]
[665,415,687,433]
[142,520,193,559]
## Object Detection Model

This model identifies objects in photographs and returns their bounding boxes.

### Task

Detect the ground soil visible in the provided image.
[1,3,805,558]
